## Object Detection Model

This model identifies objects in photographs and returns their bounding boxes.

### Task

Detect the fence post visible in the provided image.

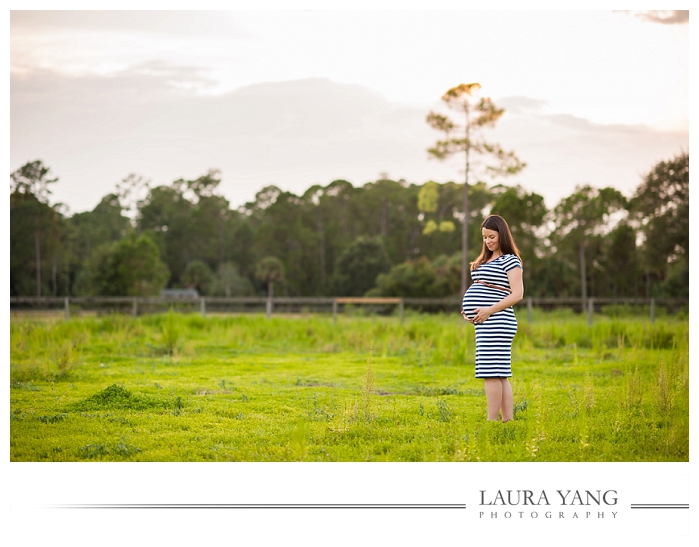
[399,298,404,325]
[650,298,655,323]
[588,297,594,326]
[200,297,206,318]
[332,299,338,325]
[527,297,532,324]
[132,297,138,317]
[64,297,70,321]
[266,297,273,319]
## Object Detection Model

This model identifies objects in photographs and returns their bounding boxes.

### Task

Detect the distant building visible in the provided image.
[161,288,199,298]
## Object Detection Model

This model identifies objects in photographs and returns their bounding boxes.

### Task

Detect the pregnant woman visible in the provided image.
[461,215,524,422]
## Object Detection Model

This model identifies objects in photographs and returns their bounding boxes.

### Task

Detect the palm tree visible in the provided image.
[255,256,285,298]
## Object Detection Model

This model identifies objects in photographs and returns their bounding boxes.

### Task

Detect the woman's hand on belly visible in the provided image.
[471,306,494,324]
[461,310,475,323]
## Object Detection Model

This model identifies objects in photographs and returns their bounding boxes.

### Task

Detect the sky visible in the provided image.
[10,9,689,214]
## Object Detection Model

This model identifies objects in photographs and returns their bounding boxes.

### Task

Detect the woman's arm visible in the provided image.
[471,267,524,323]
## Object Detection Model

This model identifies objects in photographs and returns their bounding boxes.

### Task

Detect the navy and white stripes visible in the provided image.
[462,254,522,378]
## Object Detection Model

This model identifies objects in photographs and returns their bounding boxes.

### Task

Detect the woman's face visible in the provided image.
[482,228,500,253]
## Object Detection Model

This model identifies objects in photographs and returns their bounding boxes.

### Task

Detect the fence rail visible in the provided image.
[9,295,687,324]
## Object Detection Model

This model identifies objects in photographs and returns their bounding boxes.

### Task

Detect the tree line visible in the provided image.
[9,151,688,301]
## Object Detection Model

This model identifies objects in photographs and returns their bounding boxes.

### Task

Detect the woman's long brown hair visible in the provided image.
[470,214,522,271]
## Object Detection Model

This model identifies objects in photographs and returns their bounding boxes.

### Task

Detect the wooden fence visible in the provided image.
[9,296,687,325]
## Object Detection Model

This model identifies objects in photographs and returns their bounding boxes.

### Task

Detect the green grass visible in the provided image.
[9,310,689,462]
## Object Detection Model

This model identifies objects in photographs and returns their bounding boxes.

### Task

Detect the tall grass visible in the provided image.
[10,311,688,461]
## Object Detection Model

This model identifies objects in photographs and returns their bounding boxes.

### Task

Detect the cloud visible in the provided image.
[123,61,218,91]
[616,10,689,25]
[11,70,688,215]
[10,10,251,37]
[11,70,431,212]
[637,10,689,24]
[492,108,687,206]
[10,62,211,109]
[497,96,549,114]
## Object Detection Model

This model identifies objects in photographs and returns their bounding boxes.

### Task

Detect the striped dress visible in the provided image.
[462,254,522,378]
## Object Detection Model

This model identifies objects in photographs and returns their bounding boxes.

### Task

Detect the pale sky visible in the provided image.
[10,9,689,214]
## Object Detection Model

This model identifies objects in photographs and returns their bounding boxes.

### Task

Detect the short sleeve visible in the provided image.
[502,254,523,273]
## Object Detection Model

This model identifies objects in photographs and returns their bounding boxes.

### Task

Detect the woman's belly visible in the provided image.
[462,283,509,320]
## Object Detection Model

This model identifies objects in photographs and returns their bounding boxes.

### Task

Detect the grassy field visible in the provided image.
[9,309,689,462]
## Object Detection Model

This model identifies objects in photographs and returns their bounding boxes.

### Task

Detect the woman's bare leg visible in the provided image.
[500,378,514,422]
[484,379,503,421]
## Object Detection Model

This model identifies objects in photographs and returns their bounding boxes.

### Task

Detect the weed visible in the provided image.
[624,364,644,409]
[113,440,142,457]
[11,410,28,421]
[654,359,671,413]
[50,339,80,377]
[107,416,132,425]
[436,399,452,422]
[10,361,44,383]
[161,307,181,355]
[80,443,110,459]
[306,395,335,421]
[10,380,41,391]
[513,400,528,416]
[362,346,376,422]
[173,396,184,416]
[36,414,68,424]
[79,440,141,459]
[583,372,595,412]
